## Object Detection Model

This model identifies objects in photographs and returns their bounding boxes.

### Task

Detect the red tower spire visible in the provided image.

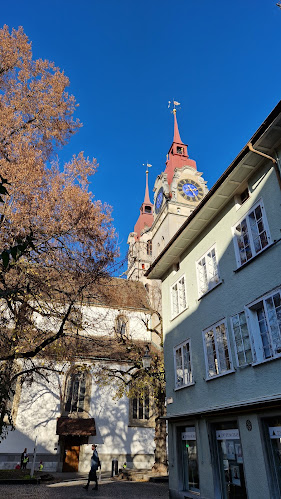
[164,108,197,186]
[173,109,183,144]
[144,167,151,204]
[134,166,154,240]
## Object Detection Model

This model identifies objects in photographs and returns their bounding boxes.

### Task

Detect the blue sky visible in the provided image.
[2,0,281,270]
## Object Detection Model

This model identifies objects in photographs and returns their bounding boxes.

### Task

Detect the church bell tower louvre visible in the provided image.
[127,102,208,283]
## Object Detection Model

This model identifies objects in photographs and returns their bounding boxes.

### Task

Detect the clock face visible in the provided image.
[155,187,164,214]
[178,179,204,202]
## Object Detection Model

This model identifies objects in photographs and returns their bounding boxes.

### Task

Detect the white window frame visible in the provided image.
[232,198,271,268]
[230,311,254,367]
[173,339,193,389]
[196,245,220,297]
[170,274,187,319]
[246,287,281,364]
[202,319,233,380]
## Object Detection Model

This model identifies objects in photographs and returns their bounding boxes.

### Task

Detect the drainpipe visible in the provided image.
[247,142,281,191]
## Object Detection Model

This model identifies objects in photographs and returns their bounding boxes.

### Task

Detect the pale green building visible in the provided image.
[147,101,281,499]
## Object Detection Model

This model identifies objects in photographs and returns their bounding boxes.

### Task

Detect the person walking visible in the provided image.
[83,444,101,491]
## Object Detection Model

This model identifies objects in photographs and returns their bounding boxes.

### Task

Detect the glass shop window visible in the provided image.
[264,417,281,496]
[178,426,200,493]
[215,422,247,499]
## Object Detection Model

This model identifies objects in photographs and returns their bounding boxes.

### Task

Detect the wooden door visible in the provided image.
[63,438,80,472]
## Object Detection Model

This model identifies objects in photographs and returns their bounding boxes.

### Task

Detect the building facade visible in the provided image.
[0,278,156,472]
[147,101,281,498]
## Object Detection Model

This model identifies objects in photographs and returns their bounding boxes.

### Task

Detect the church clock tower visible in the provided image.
[127,102,208,278]
[151,103,208,259]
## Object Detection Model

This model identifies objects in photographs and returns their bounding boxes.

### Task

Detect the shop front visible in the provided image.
[179,426,200,494]
[263,416,281,496]
[214,422,247,499]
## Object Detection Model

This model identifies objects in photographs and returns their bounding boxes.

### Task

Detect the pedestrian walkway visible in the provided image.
[0,476,169,498]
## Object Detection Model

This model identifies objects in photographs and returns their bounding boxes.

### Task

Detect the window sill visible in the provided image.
[252,354,281,368]
[234,241,275,273]
[205,370,235,382]
[171,306,188,322]
[198,280,223,300]
[183,491,200,498]
[128,420,155,428]
[174,382,195,392]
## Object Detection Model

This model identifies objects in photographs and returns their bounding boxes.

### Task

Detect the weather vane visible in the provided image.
[168,99,181,114]
[142,162,152,173]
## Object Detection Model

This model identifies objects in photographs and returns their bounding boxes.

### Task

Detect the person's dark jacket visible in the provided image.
[91,449,100,471]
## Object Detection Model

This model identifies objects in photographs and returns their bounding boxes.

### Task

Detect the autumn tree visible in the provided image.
[0,25,118,438]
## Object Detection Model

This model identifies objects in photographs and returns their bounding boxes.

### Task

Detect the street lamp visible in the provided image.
[142,345,152,369]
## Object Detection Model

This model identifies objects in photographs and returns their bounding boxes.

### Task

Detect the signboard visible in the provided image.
[269,427,281,439]
[216,429,240,440]
[182,427,196,441]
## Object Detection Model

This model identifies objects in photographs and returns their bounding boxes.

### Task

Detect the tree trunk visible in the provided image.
[152,385,168,474]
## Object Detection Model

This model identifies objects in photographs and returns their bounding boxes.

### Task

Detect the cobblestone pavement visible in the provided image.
[0,478,169,498]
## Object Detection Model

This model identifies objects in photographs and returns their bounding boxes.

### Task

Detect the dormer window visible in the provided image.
[177,146,184,155]
[144,206,152,213]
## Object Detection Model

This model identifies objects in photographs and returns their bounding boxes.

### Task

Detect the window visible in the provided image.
[240,187,249,204]
[115,314,129,339]
[129,386,154,427]
[196,246,219,297]
[177,146,183,154]
[179,426,200,492]
[133,387,149,420]
[203,320,232,379]
[171,275,187,318]
[230,312,253,366]
[247,289,281,363]
[144,205,152,213]
[68,307,82,333]
[147,240,152,256]
[174,340,193,389]
[64,372,87,414]
[233,200,270,267]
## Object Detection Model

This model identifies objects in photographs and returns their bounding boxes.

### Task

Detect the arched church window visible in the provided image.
[116,314,129,339]
[64,371,87,414]
[129,385,154,427]
[133,386,150,420]
[144,206,152,213]
[147,240,152,256]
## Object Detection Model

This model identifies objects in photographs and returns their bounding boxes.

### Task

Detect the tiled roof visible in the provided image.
[84,277,151,311]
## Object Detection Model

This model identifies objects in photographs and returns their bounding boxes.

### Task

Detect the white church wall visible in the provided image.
[81,305,151,342]
[0,358,155,472]
[0,370,61,471]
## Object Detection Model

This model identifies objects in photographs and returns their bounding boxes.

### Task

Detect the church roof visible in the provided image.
[85,277,151,311]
